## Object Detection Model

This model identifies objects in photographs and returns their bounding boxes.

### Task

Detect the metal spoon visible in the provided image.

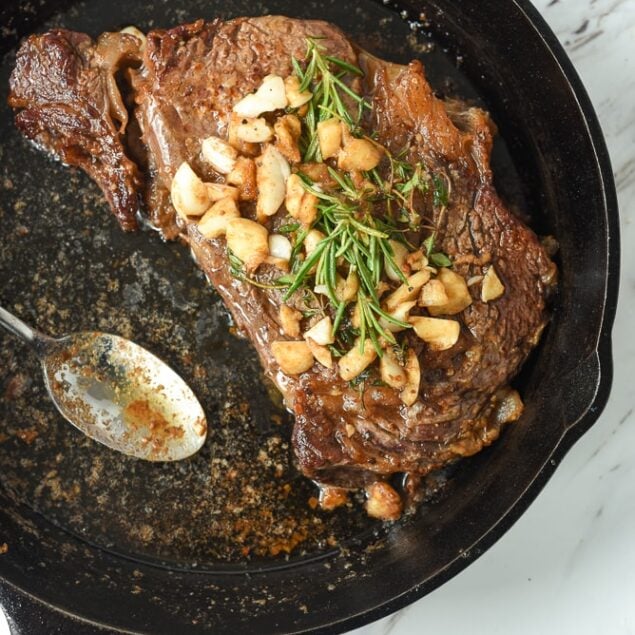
[0,306,207,461]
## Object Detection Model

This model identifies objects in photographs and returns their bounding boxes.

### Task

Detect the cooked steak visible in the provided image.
[8,17,556,518]
[9,29,143,231]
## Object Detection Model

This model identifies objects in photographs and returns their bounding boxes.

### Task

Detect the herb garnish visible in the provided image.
[282,174,410,355]
[277,222,301,234]
[423,233,452,268]
[228,250,288,291]
[292,38,371,162]
[229,38,453,360]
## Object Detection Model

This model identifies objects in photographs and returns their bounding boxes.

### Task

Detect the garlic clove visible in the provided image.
[225,218,269,272]
[303,316,334,346]
[233,74,288,118]
[201,136,238,175]
[171,161,210,218]
[256,145,291,221]
[268,233,293,261]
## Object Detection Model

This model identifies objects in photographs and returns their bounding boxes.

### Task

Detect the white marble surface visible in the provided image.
[0,1,632,634]
[354,1,635,634]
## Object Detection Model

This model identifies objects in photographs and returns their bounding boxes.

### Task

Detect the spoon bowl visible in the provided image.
[0,306,207,461]
[43,332,208,461]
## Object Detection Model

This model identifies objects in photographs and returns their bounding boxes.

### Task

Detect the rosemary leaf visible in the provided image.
[284,239,330,299]
[429,252,452,268]
[277,222,301,234]
[324,55,365,76]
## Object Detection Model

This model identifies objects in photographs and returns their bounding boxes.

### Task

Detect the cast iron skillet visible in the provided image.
[0,0,619,632]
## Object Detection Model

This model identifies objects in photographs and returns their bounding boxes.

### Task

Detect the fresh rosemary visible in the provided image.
[228,250,288,291]
[286,175,411,354]
[292,38,371,162]
[229,38,453,358]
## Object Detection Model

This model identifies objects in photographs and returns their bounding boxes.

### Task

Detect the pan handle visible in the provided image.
[0,605,9,634]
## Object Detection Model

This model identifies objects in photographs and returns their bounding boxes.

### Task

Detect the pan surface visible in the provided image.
[0,0,618,632]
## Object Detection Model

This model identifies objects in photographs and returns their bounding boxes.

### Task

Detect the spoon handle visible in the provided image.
[0,306,52,352]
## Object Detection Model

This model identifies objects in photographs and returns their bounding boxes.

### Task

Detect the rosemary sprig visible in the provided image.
[292,38,371,162]
[277,39,457,355]
[222,38,457,362]
[228,250,288,291]
[282,172,411,355]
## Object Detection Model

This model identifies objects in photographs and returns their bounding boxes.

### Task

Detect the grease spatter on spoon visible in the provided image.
[0,306,207,461]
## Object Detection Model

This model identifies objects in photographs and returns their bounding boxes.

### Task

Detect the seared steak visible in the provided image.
[8,17,556,516]
[9,29,143,231]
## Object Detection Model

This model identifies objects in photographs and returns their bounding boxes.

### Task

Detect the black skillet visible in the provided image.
[0,0,619,632]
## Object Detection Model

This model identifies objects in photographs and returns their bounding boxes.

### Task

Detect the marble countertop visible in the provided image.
[0,1,632,633]
[355,3,635,634]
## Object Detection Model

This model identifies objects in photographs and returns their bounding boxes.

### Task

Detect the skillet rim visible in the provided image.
[0,0,620,632]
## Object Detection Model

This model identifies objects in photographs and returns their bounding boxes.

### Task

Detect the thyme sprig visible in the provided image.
[275,39,456,355]
[228,250,288,291]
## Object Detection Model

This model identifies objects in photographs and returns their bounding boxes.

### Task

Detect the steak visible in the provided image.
[8,29,143,231]
[8,17,556,517]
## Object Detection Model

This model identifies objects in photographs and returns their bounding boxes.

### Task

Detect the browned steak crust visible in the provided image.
[130,18,356,237]
[8,17,556,497]
[9,29,143,231]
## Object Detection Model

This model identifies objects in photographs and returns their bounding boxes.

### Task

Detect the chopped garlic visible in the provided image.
[256,145,290,222]
[304,228,326,256]
[334,271,359,303]
[205,182,239,202]
[400,349,420,406]
[365,482,403,521]
[338,138,382,171]
[201,136,238,175]
[379,349,407,390]
[306,337,333,369]
[317,117,342,160]
[481,266,505,302]
[284,75,312,108]
[197,197,240,239]
[274,115,302,164]
[338,339,377,381]
[384,270,431,311]
[233,74,288,118]
[303,316,334,346]
[419,279,449,307]
[379,300,416,333]
[234,117,273,144]
[226,157,257,201]
[279,305,302,338]
[170,162,210,218]
[271,340,314,375]
[384,240,409,282]
[285,174,318,226]
[409,316,460,351]
[225,218,269,272]
[427,268,473,316]
[268,234,292,261]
